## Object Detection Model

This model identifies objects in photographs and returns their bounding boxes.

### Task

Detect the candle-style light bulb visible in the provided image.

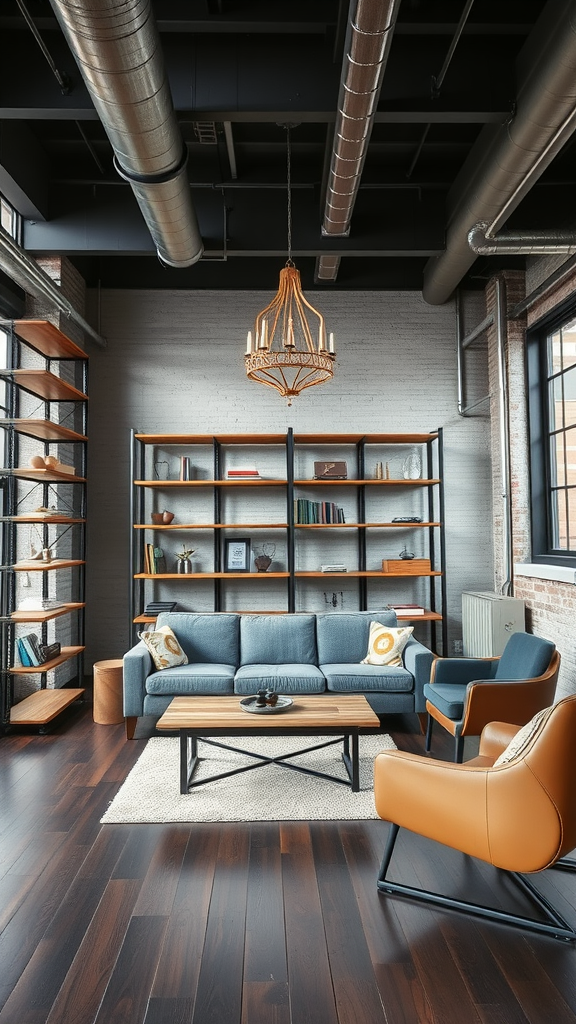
[259,321,268,349]
[329,332,335,354]
[245,331,253,355]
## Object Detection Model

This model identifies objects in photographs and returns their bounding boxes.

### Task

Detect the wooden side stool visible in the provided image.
[93,658,124,725]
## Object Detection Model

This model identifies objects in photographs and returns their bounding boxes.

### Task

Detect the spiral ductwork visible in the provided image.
[48,0,203,268]
[315,0,400,283]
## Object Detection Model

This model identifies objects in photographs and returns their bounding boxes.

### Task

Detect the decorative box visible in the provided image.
[381,558,431,574]
[314,460,347,479]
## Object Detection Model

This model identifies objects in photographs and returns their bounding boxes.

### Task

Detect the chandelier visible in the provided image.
[244,126,335,404]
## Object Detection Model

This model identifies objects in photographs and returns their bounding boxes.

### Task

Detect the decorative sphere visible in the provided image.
[29,455,45,468]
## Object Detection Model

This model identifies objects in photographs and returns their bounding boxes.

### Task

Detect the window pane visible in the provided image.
[562,366,576,427]
[552,433,565,486]
[549,331,562,375]
[549,377,563,431]
[554,489,568,548]
[562,318,576,369]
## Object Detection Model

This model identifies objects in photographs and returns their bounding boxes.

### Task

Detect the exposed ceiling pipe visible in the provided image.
[469,222,576,256]
[315,0,401,283]
[48,0,203,269]
[422,0,576,305]
[0,223,106,348]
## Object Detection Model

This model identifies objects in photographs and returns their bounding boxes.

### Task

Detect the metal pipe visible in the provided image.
[48,0,203,268]
[468,222,576,256]
[456,292,492,416]
[15,0,70,94]
[315,0,401,282]
[0,222,106,348]
[496,277,513,596]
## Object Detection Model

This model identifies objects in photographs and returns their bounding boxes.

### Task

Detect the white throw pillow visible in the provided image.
[139,624,188,670]
[361,621,414,666]
[493,705,553,766]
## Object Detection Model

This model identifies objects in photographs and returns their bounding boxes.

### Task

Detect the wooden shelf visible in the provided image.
[295,570,443,578]
[13,320,87,359]
[2,516,84,524]
[0,370,87,402]
[12,558,85,571]
[10,602,85,623]
[135,433,286,445]
[0,419,87,442]
[10,646,85,674]
[396,611,442,621]
[134,522,288,530]
[134,479,286,487]
[294,478,440,486]
[293,433,438,445]
[134,571,290,580]
[9,687,85,724]
[295,521,441,529]
[6,469,85,483]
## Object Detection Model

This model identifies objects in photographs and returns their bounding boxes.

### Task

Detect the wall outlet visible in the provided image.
[452,639,463,654]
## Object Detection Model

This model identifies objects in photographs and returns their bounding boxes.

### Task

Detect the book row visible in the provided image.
[294,499,346,524]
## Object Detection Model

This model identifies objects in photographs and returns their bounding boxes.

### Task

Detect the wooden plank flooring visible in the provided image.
[0,702,575,1024]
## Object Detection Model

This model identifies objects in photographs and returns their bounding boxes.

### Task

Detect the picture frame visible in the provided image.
[224,537,251,572]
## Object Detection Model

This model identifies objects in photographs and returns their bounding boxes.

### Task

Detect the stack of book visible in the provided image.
[17,633,61,667]
[320,563,348,573]
[143,545,167,574]
[226,466,260,479]
[389,603,426,616]
[294,499,346,524]
[144,601,177,616]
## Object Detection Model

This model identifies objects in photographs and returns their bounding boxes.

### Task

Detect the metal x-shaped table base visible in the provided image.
[179,730,361,794]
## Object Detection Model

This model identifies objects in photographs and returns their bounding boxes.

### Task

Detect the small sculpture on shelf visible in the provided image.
[399,546,415,560]
[254,542,276,572]
[175,547,195,573]
[151,509,175,524]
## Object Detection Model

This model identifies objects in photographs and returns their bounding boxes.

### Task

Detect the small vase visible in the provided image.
[402,447,421,480]
[177,557,192,574]
[254,555,272,572]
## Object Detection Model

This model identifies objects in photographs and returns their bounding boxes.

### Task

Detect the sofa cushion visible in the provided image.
[423,682,467,720]
[139,624,188,670]
[156,612,240,665]
[240,614,317,666]
[146,663,235,695]
[234,663,326,695]
[321,663,414,692]
[316,610,397,665]
[361,622,414,666]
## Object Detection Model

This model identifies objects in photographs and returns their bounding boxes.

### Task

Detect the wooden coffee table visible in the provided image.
[156,694,381,794]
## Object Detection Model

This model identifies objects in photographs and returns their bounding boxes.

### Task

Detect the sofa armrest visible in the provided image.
[403,637,435,713]
[431,657,497,685]
[123,641,153,717]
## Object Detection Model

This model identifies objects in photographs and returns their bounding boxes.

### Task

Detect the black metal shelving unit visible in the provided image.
[129,429,446,653]
[0,320,88,733]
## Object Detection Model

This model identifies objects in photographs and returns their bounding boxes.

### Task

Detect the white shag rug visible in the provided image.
[101,733,397,823]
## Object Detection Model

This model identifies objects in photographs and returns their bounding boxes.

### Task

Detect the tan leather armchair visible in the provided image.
[374,694,576,941]
[424,631,560,761]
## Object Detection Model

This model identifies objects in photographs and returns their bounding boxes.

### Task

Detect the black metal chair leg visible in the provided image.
[377,823,400,884]
[425,715,433,751]
[454,734,464,762]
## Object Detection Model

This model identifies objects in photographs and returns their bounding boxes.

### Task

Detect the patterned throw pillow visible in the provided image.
[139,625,188,670]
[493,705,553,766]
[361,621,414,666]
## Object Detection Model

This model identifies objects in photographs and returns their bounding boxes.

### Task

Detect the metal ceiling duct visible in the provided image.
[422,0,576,305]
[48,0,203,269]
[0,223,106,347]
[315,0,400,283]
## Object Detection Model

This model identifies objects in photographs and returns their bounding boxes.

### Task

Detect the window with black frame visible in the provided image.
[527,302,576,566]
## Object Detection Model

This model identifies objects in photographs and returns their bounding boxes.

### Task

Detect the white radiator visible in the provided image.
[462,592,526,657]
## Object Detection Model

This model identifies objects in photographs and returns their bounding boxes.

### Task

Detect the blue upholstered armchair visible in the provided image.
[423,631,560,761]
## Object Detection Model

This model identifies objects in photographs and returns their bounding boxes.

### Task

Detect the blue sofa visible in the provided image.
[123,610,435,736]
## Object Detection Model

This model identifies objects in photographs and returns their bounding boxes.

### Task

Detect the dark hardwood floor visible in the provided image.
[1,700,575,1024]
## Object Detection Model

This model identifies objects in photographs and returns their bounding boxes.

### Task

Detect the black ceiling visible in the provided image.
[0,0,570,293]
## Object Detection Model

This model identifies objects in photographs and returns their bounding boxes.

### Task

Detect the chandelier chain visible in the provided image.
[286,125,293,266]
